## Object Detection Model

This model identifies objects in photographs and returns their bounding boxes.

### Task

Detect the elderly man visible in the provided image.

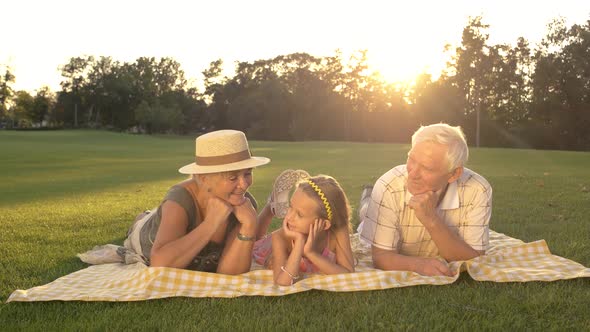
[358,123,492,276]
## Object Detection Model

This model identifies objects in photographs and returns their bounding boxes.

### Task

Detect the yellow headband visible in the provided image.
[306,179,333,221]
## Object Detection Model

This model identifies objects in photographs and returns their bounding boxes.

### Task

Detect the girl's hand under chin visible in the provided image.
[282,218,305,245]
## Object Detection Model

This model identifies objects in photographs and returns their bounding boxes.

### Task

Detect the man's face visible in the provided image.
[406,141,456,195]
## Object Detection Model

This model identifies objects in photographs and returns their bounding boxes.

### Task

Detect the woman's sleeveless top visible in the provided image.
[132,179,257,272]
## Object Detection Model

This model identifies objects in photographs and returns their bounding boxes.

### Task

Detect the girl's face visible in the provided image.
[284,188,322,234]
[207,168,253,206]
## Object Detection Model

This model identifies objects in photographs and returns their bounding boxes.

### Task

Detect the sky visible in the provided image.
[2,0,590,94]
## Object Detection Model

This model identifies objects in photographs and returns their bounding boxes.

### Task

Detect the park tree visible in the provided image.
[448,16,492,146]
[9,90,34,127]
[217,54,302,136]
[57,55,193,132]
[317,50,345,92]
[128,57,187,102]
[202,59,226,102]
[128,57,189,132]
[505,37,533,125]
[411,73,465,132]
[340,50,370,140]
[271,53,332,140]
[59,55,95,127]
[0,66,16,121]
[352,72,410,142]
[85,56,118,126]
[152,57,188,95]
[59,55,120,128]
[226,78,293,139]
[134,99,184,134]
[29,86,54,126]
[202,59,230,129]
[99,62,136,129]
[530,18,590,150]
[288,67,343,140]
[169,87,208,135]
[445,16,531,147]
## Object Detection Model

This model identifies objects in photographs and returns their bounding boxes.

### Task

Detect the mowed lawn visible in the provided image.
[1,130,589,330]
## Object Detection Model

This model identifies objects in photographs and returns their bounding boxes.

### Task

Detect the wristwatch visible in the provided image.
[237,232,255,241]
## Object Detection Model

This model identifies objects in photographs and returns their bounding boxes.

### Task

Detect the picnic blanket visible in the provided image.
[7,230,590,302]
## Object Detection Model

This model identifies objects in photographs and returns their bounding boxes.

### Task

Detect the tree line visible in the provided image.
[1,16,589,150]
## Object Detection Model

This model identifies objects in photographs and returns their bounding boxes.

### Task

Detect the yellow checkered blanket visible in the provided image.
[7,231,590,302]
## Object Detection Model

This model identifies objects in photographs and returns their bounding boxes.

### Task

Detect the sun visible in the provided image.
[363,45,450,88]
[341,4,460,88]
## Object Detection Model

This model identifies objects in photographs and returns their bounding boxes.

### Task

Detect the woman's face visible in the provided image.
[283,188,321,234]
[207,168,253,206]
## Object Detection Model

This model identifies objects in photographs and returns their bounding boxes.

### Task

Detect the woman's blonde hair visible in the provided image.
[296,175,352,233]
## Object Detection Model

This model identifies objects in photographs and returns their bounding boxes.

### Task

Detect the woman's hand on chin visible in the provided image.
[232,198,257,227]
[205,196,233,229]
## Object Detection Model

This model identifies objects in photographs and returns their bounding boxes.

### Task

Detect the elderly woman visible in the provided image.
[121,129,270,274]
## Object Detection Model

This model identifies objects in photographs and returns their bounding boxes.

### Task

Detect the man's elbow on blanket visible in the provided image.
[442,248,485,262]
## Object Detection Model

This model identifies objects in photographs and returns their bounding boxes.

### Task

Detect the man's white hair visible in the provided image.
[411,123,469,170]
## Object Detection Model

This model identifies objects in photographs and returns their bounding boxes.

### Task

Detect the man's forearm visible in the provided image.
[372,246,455,276]
[421,216,480,261]
[372,247,422,272]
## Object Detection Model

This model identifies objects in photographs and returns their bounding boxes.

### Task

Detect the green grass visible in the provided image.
[1,130,589,331]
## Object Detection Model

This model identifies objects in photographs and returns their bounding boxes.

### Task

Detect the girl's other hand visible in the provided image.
[303,218,326,256]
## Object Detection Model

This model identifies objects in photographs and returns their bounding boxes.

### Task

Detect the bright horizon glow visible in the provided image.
[3,0,590,94]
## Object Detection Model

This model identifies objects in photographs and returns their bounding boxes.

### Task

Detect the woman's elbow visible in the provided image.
[218,269,244,276]
[216,265,249,275]
[149,255,166,267]
[149,249,172,268]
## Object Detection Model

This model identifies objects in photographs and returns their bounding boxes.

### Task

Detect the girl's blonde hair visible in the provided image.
[296,175,352,233]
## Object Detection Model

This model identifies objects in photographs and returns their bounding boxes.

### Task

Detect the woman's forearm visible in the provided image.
[216,222,257,275]
[150,220,217,268]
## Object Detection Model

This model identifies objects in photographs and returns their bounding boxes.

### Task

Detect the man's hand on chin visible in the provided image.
[408,190,440,225]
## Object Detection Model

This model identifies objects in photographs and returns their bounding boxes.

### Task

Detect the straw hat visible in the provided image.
[178,130,270,174]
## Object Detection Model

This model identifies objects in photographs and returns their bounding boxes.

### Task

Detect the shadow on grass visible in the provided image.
[0,171,183,207]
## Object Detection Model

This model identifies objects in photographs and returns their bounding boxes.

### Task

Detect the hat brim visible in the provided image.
[178,157,270,175]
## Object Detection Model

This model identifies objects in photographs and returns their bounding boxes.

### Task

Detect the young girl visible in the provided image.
[254,172,355,286]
